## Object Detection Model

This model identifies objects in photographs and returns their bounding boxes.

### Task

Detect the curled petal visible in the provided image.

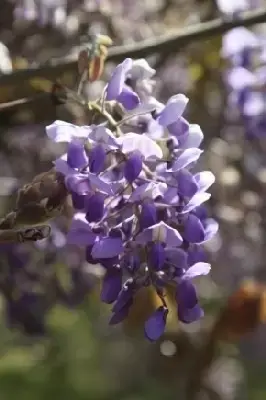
[183,262,211,280]
[157,94,189,126]
[180,124,204,150]
[130,59,156,80]
[167,117,189,138]
[194,171,215,193]
[172,148,203,171]
[46,120,90,142]
[182,192,211,214]
[202,218,219,242]
[106,58,133,100]
[117,87,140,110]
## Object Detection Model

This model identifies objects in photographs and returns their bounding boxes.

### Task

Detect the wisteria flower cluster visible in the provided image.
[217,0,266,138]
[46,57,218,341]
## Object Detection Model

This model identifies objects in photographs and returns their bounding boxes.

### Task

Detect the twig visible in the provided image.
[0,93,49,111]
[0,8,265,96]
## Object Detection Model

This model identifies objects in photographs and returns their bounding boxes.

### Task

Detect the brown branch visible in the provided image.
[0,7,265,95]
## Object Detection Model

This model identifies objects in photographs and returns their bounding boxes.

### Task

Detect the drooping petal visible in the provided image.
[157,94,189,127]
[144,306,168,341]
[187,246,207,266]
[117,86,140,110]
[124,151,143,182]
[109,299,133,324]
[183,214,205,243]
[71,192,86,210]
[100,268,122,304]
[91,236,123,259]
[163,187,180,205]
[112,279,135,313]
[177,170,198,197]
[67,139,88,169]
[67,213,98,246]
[176,280,198,309]
[85,192,105,222]
[88,144,106,173]
[167,116,189,138]
[165,248,188,269]
[139,202,157,230]
[192,205,208,221]
[148,242,166,271]
[178,303,204,324]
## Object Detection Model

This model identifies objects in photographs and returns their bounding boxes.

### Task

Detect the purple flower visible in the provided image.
[44,56,218,341]
[157,94,189,127]
[145,306,168,341]
[67,139,88,169]
[176,280,204,324]
[106,58,140,110]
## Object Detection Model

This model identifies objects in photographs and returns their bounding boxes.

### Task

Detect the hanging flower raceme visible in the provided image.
[45,56,218,341]
[217,0,266,138]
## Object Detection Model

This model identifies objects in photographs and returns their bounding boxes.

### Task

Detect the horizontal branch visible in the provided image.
[0,7,265,94]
